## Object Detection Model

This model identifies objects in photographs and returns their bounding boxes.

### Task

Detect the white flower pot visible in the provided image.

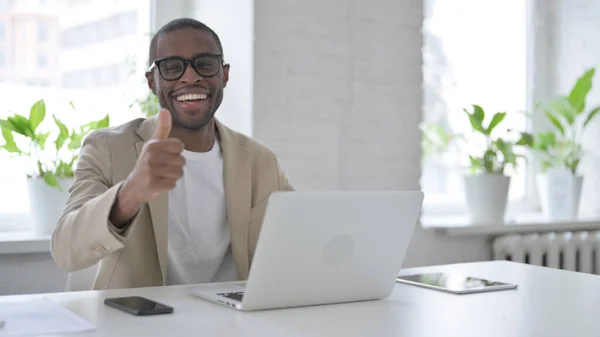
[464,174,511,225]
[536,170,583,220]
[27,177,74,234]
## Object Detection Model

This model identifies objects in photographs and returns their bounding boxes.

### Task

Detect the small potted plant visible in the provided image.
[524,67,600,220]
[0,99,109,233]
[462,104,529,225]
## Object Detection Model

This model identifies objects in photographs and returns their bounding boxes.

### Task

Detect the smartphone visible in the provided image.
[396,272,518,294]
[104,296,174,316]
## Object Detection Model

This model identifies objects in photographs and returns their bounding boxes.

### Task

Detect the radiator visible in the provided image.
[492,231,600,274]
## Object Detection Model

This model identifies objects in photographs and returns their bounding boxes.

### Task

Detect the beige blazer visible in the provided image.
[50,116,292,290]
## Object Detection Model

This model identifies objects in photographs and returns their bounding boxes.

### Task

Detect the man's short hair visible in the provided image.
[148,18,224,67]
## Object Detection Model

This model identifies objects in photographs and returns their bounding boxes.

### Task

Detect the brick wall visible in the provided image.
[251,0,489,267]
[253,1,423,191]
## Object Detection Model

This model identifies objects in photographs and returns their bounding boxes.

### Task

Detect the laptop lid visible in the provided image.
[240,190,424,310]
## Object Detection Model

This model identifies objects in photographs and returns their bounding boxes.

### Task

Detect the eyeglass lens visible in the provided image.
[159,56,220,80]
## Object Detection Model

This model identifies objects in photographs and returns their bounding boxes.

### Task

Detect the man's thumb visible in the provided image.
[152,109,172,140]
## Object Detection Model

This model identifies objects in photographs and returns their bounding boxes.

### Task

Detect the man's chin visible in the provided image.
[171,111,214,131]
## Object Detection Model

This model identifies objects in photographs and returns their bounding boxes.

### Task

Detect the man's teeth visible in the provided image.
[176,93,208,102]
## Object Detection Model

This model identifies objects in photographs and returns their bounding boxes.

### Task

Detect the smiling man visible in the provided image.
[50,18,293,290]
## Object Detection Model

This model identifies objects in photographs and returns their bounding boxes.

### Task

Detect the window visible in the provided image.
[421,0,530,215]
[0,1,152,231]
[36,53,47,68]
[62,63,130,88]
[37,23,47,42]
[62,11,138,48]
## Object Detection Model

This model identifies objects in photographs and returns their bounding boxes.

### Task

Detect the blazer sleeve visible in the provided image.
[276,157,294,191]
[50,131,142,272]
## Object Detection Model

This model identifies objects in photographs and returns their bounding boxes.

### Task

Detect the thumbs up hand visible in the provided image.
[152,108,173,141]
[110,109,185,227]
[136,109,185,199]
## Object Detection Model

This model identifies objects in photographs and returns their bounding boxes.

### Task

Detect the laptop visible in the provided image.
[187,190,424,311]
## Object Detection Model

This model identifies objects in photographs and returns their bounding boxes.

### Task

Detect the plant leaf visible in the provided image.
[68,132,84,150]
[36,131,51,150]
[0,124,21,153]
[516,132,534,147]
[468,155,482,174]
[43,172,59,189]
[535,132,557,152]
[544,110,565,135]
[543,97,575,125]
[487,112,506,134]
[6,115,33,137]
[464,105,486,134]
[482,148,497,173]
[53,115,69,151]
[568,67,595,114]
[97,114,110,129]
[472,104,485,122]
[29,99,46,133]
[583,106,600,128]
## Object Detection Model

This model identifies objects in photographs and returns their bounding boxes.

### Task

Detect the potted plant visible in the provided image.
[462,104,529,225]
[0,99,109,233]
[524,67,600,220]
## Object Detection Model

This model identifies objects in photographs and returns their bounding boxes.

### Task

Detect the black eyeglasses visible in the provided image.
[148,54,226,81]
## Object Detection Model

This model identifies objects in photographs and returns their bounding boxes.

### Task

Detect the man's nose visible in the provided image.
[180,63,202,83]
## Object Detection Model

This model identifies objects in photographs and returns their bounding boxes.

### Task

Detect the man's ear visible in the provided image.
[222,64,230,88]
[145,71,157,95]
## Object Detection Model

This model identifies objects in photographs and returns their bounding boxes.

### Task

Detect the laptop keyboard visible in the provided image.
[217,292,244,302]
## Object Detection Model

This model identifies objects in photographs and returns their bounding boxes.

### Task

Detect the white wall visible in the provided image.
[188,0,253,136]
[0,253,66,295]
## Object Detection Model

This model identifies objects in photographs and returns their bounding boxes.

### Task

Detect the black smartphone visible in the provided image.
[104,296,174,316]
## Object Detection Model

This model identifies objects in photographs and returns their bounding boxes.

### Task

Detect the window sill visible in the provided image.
[0,231,51,255]
[421,213,600,237]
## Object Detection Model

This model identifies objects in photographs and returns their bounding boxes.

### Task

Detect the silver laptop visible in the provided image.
[187,190,424,311]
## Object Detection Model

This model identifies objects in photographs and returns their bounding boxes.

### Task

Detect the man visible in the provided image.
[51,18,292,290]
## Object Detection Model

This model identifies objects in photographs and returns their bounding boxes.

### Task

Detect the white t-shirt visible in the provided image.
[166,138,239,285]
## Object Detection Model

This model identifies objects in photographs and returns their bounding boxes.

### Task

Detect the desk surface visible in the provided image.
[1,260,598,337]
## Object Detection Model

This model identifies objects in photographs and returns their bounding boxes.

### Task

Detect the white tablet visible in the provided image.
[396,272,518,294]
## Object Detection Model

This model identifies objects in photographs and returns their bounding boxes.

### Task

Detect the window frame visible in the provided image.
[421,0,547,217]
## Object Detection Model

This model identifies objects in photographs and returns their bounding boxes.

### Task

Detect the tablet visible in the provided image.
[396,272,518,294]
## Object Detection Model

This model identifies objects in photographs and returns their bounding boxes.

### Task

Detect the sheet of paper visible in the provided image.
[0,299,95,336]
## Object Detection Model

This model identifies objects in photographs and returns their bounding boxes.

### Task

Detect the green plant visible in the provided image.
[463,104,529,175]
[0,99,109,189]
[420,122,462,162]
[131,91,159,117]
[523,67,600,174]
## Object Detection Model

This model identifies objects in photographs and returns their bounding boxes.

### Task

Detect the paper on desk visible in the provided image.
[0,299,95,336]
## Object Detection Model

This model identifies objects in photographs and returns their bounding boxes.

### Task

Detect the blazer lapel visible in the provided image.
[135,117,168,285]
[216,121,252,279]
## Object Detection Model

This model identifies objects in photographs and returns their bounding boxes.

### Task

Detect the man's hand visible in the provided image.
[110,109,185,228]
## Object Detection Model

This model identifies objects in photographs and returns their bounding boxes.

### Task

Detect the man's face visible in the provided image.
[146,28,229,130]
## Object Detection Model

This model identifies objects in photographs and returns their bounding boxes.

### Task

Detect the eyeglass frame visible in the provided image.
[147,53,228,81]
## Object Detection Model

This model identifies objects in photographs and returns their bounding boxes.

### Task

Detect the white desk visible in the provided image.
[0,261,597,336]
